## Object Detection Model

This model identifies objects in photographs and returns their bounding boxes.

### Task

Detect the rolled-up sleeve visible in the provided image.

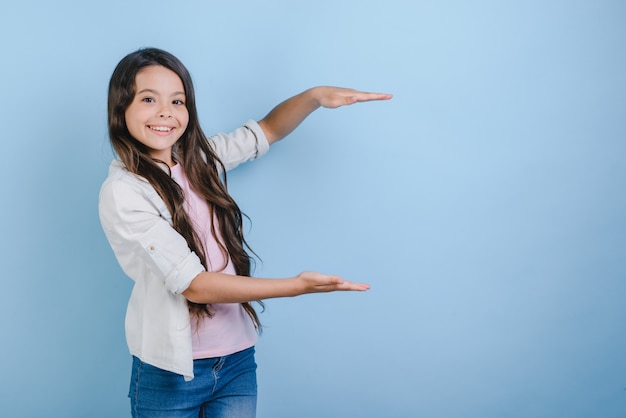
[99,178,205,295]
[208,119,270,171]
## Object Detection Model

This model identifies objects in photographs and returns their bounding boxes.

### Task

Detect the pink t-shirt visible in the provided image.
[171,164,258,359]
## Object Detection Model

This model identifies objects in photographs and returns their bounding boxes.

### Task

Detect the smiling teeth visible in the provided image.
[151,126,172,132]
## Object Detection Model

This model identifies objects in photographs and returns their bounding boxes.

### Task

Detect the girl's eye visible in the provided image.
[142,97,155,103]
[173,99,185,106]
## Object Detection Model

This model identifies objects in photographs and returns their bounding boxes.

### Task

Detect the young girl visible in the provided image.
[99,47,391,418]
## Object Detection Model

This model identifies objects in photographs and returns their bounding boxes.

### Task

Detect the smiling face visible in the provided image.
[124,65,189,166]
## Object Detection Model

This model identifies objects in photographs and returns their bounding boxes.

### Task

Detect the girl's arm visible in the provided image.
[258,86,392,144]
[182,270,369,304]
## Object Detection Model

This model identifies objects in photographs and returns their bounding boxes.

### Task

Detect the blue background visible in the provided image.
[1,1,625,417]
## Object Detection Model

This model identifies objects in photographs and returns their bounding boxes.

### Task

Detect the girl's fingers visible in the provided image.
[322,279,370,292]
[354,92,393,102]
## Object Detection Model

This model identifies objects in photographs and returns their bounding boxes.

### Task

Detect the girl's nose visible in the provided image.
[158,104,172,118]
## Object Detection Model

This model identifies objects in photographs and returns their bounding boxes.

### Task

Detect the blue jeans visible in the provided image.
[129,346,257,418]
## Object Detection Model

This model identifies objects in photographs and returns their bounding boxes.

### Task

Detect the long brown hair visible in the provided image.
[107,47,262,330]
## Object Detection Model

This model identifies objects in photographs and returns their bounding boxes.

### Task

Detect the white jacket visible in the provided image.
[98,120,269,380]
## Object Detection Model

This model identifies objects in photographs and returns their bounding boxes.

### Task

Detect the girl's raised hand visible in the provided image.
[295,271,371,294]
[314,86,393,109]
[258,86,392,143]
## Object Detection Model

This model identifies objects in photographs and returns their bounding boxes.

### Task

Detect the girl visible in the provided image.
[99,47,391,418]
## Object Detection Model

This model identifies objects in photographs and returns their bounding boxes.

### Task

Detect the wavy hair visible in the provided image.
[107,47,261,330]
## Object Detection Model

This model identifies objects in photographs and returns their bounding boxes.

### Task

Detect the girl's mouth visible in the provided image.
[149,125,173,132]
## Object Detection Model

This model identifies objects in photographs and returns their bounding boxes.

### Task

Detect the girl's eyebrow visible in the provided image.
[136,88,185,96]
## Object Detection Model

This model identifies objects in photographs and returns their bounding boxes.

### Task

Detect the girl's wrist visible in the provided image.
[288,275,306,297]
[306,87,324,107]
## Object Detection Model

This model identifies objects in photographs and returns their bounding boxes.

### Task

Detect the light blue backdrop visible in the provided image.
[1,1,624,417]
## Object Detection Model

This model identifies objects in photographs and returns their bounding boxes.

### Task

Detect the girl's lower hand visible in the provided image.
[295,271,371,294]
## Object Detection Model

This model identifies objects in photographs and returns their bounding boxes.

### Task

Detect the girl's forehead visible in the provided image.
[135,65,184,91]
